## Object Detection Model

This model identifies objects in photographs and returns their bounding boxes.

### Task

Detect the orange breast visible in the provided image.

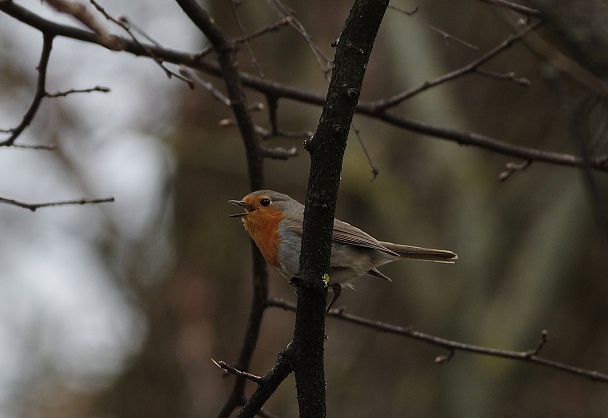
[242,208,286,269]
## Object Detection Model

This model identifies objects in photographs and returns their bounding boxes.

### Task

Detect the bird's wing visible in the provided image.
[331,219,398,256]
[281,216,398,256]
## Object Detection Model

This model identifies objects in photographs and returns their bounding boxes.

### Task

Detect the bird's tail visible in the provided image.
[379,242,457,263]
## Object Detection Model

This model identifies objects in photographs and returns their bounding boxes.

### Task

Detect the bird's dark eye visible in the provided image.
[260,198,271,207]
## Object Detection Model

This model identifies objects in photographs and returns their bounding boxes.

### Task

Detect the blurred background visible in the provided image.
[0,1,607,417]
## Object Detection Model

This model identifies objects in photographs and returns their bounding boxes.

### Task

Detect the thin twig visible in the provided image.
[0,196,115,212]
[371,20,542,111]
[181,66,231,106]
[477,0,542,17]
[235,17,292,46]
[352,123,380,180]
[389,5,478,51]
[119,16,162,47]
[525,330,549,357]
[213,359,263,384]
[266,0,332,76]
[498,160,531,181]
[267,298,608,383]
[474,68,531,86]
[254,126,312,140]
[235,342,295,418]
[46,85,111,98]
[89,0,194,87]
[2,3,608,172]
[229,0,264,77]
[219,118,310,145]
[10,143,57,150]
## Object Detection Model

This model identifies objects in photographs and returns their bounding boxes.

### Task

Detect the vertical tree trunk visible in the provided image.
[294,1,390,416]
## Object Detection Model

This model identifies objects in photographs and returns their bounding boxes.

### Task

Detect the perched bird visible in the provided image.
[230,190,457,311]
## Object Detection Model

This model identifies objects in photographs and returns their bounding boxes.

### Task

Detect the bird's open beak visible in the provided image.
[229,199,249,217]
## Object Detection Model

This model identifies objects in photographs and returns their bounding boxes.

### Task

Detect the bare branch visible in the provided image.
[370,110,608,171]
[477,0,542,17]
[172,2,269,418]
[46,85,111,98]
[474,68,531,86]
[44,0,123,50]
[118,16,162,47]
[268,298,608,383]
[89,0,194,87]
[175,0,265,187]
[213,360,263,384]
[235,17,293,46]
[235,343,295,418]
[371,20,542,111]
[0,195,115,212]
[526,330,549,357]
[11,143,57,151]
[389,5,478,51]
[248,125,311,142]
[229,0,264,77]
[181,67,231,106]
[434,349,454,364]
[0,33,53,147]
[266,0,332,76]
[352,123,380,180]
[1,3,607,173]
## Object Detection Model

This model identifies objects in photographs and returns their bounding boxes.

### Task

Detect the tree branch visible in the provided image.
[0,32,53,147]
[235,343,295,418]
[0,195,115,211]
[2,2,607,172]
[370,20,543,111]
[212,360,263,384]
[45,85,110,98]
[389,5,479,51]
[170,2,270,418]
[268,298,608,383]
[478,0,542,17]
[294,1,389,416]
[174,0,264,190]
[89,0,193,86]
[45,0,123,50]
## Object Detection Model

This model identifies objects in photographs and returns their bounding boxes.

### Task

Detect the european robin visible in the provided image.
[230,190,457,311]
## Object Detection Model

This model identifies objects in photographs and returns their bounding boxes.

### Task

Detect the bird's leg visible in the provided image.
[291,274,339,313]
[326,283,342,313]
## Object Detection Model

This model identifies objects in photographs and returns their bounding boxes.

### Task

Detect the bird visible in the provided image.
[230,190,457,312]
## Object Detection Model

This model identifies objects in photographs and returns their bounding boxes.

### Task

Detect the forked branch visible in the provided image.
[0,33,53,147]
[1,2,607,172]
